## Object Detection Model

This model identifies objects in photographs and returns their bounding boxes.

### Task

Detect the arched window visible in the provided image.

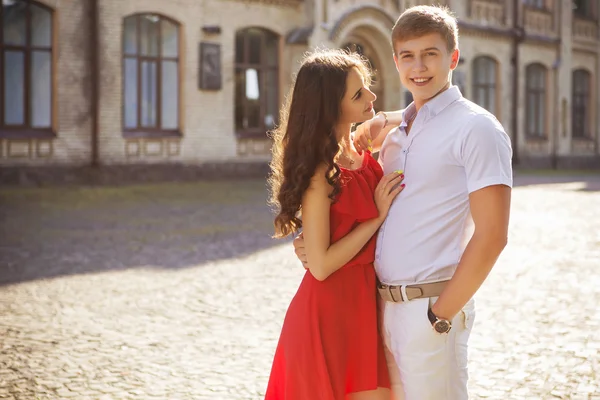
[123,14,180,134]
[1,0,53,134]
[235,28,279,138]
[525,63,547,138]
[572,69,591,138]
[472,56,497,115]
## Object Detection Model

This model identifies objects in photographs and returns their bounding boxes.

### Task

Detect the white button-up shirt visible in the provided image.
[375,86,513,284]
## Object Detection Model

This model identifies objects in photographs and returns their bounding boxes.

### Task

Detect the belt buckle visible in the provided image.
[388,285,399,302]
[394,284,410,302]
[378,283,406,303]
[377,283,394,303]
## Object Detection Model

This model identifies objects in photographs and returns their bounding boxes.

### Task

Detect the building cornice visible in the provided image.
[226,0,303,7]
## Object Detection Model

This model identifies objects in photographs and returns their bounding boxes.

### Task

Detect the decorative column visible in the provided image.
[556,0,573,157]
[308,0,335,48]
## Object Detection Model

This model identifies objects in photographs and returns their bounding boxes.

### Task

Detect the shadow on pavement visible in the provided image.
[1,172,598,285]
[0,180,289,286]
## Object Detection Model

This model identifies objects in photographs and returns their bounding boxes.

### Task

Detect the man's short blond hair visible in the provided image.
[391,5,459,54]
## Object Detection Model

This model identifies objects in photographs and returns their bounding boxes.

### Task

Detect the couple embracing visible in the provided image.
[264,5,512,400]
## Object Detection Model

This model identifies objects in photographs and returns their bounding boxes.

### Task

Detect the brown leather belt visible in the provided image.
[377,280,449,303]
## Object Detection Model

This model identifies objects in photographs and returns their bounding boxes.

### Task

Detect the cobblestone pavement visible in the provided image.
[0,173,599,399]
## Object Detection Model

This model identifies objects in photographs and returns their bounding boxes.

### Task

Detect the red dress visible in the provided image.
[265,152,390,400]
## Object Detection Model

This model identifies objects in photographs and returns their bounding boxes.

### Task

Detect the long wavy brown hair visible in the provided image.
[268,49,372,238]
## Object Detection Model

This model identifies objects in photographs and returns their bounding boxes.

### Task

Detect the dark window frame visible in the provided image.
[525,63,547,138]
[0,0,55,139]
[572,69,591,139]
[472,56,497,115]
[122,14,181,138]
[234,28,279,139]
[573,0,597,19]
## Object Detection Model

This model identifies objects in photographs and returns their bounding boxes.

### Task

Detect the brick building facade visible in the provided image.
[1,0,599,169]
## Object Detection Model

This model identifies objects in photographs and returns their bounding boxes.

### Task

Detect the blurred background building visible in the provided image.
[0,0,598,170]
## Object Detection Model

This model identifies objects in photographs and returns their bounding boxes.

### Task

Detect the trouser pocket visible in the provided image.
[454,298,476,369]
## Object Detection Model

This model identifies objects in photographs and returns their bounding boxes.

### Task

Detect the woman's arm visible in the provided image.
[380,110,404,126]
[302,165,404,281]
[354,110,405,153]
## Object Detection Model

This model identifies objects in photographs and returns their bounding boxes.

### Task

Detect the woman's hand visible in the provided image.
[353,113,387,154]
[374,171,405,221]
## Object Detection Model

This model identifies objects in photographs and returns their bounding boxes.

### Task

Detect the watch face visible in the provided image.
[434,320,451,334]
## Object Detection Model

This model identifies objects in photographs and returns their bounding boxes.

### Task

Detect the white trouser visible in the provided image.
[381,296,476,400]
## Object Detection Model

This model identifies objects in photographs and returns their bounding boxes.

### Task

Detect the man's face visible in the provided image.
[393,33,459,107]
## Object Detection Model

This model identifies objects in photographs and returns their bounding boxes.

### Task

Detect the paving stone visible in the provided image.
[0,175,599,399]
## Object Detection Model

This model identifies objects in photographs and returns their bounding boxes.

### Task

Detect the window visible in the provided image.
[524,0,545,9]
[123,14,180,135]
[525,64,547,138]
[573,0,596,18]
[1,0,53,135]
[572,69,591,138]
[451,70,466,96]
[472,56,497,115]
[235,28,279,138]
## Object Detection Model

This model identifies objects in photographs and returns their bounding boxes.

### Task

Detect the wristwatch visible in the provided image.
[427,308,452,334]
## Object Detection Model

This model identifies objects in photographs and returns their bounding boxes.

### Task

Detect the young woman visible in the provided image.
[265,49,405,400]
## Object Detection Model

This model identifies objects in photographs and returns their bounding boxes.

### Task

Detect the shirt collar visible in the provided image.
[400,103,417,128]
[401,85,462,125]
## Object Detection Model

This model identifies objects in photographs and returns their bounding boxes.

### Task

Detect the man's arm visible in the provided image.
[432,113,513,320]
[431,184,511,320]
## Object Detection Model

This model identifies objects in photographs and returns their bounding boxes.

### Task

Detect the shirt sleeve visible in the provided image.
[459,114,513,193]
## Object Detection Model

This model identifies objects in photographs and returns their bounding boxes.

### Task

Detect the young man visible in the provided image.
[293,5,513,400]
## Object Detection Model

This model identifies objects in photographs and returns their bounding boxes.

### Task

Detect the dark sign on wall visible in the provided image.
[199,42,221,90]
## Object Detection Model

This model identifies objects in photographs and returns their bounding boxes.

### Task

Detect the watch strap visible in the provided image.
[427,307,437,326]
[428,308,452,333]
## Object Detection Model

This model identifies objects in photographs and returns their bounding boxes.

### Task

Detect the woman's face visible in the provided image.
[338,67,377,126]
